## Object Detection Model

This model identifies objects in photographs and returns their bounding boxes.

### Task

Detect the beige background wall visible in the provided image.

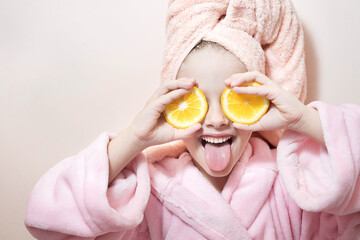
[1,0,359,239]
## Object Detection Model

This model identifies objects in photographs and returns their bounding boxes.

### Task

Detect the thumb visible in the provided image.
[233,122,261,131]
[173,123,202,140]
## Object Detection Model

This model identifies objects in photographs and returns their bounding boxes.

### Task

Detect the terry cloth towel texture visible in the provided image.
[160,0,307,146]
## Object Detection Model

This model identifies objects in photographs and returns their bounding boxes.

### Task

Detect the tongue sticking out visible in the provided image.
[204,141,231,171]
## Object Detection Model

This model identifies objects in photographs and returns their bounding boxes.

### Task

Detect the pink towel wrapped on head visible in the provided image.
[161,0,307,146]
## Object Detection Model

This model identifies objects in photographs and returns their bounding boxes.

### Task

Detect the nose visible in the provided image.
[203,102,230,129]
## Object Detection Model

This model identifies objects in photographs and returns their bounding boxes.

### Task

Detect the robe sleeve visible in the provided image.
[24,132,150,239]
[277,101,360,215]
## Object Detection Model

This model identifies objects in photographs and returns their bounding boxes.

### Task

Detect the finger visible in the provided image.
[225,73,253,87]
[233,106,282,131]
[225,71,270,87]
[232,85,278,101]
[173,123,202,140]
[153,88,190,113]
[232,85,266,95]
[154,78,196,97]
[233,122,262,131]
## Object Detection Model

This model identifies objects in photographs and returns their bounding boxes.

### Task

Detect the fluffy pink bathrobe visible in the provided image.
[25,101,360,239]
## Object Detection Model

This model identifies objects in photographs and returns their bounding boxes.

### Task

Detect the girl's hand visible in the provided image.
[129,78,202,149]
[224,71,307,132]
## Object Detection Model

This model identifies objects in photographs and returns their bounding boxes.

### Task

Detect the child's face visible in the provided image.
[177,46,252,178]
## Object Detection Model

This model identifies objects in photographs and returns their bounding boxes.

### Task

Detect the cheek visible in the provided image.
[226,133,252,174]
[183,137,201,154]
[231,132,252,158]
[183,137,204,163]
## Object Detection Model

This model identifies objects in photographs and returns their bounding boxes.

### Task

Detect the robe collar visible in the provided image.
[149,137,278,239]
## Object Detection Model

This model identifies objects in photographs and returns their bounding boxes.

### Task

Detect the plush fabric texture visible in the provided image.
[25,102,360,239]
[160,0,307,146]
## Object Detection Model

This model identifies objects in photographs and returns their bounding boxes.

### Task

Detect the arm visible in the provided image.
[25,77,201,239]
[25,133,150,239]
[108,77,200,184]
[224,70,319,139]
[225,71,360,214]
[287,105,324,145]
[108,127,146,184]
[277,102,360,215]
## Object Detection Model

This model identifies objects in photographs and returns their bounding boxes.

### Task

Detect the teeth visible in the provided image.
[201,136,231,144]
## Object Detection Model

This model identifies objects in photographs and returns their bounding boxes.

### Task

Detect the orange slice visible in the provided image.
[221,82,269,125]
[163,86,208,129]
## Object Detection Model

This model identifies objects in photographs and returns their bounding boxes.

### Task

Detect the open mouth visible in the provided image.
[200,136,234,148]
[198,135,235,172]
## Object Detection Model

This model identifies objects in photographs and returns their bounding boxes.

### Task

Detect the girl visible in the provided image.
[25,0,360,239]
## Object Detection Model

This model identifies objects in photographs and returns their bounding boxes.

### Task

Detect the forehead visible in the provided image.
[177,47,247,95]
